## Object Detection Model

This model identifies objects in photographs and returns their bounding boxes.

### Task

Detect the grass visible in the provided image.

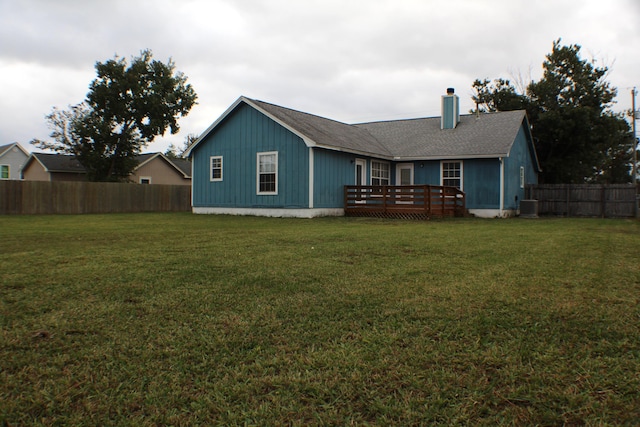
[1,213,639,425]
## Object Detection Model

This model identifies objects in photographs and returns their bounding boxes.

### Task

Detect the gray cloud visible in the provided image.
[1,0,638,153]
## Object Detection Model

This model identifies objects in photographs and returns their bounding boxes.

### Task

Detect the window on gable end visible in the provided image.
[257,152,277,195]
[210,156,223,181]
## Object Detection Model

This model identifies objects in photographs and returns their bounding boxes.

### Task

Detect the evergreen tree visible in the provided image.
[472,40,633,183]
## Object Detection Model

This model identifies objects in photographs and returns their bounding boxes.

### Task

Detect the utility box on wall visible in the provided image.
[520,199,538,218]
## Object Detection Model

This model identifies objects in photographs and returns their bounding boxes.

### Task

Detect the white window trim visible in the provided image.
[0,164,9,180]
[520,166,525,189]
[440,160,463,191]
[210,156,223,182]
[139,176,152,184]
[257,151,278,195]
[370,160,390,186]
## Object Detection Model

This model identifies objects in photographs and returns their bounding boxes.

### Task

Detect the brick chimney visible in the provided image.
[441,87,460,129]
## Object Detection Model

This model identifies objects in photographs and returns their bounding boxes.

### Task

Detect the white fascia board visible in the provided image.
[183,96,248,157]
[133,153,160,170]
[392,153,507,161]
[312,143,393,160]
[30,154,50,172]
[184,96,320,156]
[155,153,190,178]
[244,99,318,148]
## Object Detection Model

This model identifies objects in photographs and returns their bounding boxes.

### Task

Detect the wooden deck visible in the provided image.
[344,185,466,219]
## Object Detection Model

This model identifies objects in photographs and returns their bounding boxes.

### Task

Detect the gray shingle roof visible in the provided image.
[29,152,192,177]
[190,96,530,162]
[169,158,192,177]
[355,110,528,160]
[32,153,86,173]
[249,99,392,157]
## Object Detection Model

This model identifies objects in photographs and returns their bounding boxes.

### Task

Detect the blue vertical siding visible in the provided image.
[314,150,361,208]
[412,159,500,210]
[192,103,309,208]
[504,123,538,209]
[413,160,441,185]
[463,159,501,209]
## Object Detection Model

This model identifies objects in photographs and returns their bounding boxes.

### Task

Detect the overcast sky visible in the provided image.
[1,0,639,154]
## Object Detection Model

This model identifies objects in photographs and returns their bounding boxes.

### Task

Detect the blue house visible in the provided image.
[186,89,540,218]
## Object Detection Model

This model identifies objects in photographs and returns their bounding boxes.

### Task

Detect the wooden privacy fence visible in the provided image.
[526,184,639,218]
[0,181,191,215]
[345,185,466,219]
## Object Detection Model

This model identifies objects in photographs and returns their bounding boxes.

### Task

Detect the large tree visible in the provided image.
[33,50,197,181]
[472,40,634,184]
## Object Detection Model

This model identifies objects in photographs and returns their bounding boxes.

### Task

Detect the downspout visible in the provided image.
[499,157,505,217]
[308,147,314,209]
[190,158,194,210]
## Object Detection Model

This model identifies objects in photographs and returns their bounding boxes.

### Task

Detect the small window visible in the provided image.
[371,161,390,185]
[520,166,525,189]
[442,161,462,190]
[0,165,9,179]
[139,177,151,184]
[210,156,223,181]
[257,152,277,194]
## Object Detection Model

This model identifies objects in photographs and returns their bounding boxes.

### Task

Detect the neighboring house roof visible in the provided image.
[135,152,191,178]
[169,158,192,177]
[186,96,536,166]
[28,152,86,173]
[0,142,30,158]
[24,152,192,177]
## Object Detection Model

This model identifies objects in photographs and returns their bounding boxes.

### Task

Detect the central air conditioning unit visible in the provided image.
[520,199,538,218]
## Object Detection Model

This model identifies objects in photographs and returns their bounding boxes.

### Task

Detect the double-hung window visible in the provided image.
[257,152,277,194]
[441,161,462,190]
[371,161,390,186]
[210,156,223,181]
[0,165,8,180]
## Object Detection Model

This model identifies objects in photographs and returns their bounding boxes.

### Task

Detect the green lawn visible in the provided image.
[1,214,639,425]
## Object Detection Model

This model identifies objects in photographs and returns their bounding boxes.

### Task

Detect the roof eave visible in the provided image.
[311,143,393,160]
[184,96,248,157]
[393,153,509,161]
[184,96,319,157]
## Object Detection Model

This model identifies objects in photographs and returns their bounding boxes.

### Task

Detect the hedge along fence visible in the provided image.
[526,184,639,218]
[0,180,191,215]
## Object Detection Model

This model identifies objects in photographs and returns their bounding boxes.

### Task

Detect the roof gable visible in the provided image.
[185,96,391,158]
[248,99,393,157]
[135,153,191,178]
[0,142,30,159]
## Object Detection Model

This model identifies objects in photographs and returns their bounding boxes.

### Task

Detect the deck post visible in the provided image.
[382,185,388,213]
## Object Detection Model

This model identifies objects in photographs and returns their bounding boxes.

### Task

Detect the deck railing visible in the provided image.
[344,185,466,219]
